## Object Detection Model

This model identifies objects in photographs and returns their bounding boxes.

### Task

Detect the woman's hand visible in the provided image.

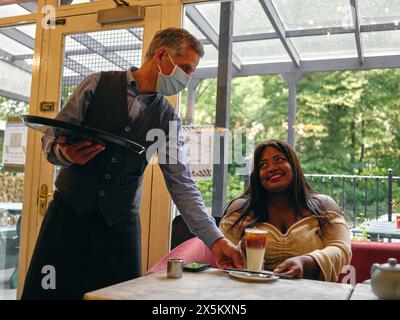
[273,256,306,278]
[273,255,320,279]
[57,135,105,165]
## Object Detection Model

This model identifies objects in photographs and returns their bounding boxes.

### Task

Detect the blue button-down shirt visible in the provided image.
[42,69,223,248]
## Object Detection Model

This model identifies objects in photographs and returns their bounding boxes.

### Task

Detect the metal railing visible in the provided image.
[304,169,400,227]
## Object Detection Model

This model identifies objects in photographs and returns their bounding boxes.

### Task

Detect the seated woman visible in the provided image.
[219,139,351,282]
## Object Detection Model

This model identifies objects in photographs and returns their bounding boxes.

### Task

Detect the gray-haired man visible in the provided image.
[22,27,245,299]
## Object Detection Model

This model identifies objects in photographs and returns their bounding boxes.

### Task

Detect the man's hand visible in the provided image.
[56,135,105,165]
[210,237,246,269]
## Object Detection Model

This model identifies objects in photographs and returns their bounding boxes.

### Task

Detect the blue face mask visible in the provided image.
[156,52,191,96]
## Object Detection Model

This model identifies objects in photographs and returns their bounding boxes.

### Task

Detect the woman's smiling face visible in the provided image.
[258,146,294,193]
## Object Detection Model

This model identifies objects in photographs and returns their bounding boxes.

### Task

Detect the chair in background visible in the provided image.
[170,215,222,250]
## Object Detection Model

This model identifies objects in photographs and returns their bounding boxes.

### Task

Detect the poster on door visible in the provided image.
[182,125,213,180]
[2,117,27,170]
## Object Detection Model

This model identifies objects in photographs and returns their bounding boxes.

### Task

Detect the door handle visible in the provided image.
[38,184,52,217]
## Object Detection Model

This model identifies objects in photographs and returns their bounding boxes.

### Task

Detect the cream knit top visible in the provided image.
[219,210,352,282]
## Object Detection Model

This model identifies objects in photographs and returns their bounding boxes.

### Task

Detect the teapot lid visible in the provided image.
[378,258,400,272]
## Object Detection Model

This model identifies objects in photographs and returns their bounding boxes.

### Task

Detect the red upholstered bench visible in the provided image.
[146,237,400,284]
[345,240,400,283]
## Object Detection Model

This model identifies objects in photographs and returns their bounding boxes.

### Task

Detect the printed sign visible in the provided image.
[2,117,27,169]
[182,125,213,180]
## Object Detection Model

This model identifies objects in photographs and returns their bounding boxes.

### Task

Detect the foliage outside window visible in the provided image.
[180,69,400,219]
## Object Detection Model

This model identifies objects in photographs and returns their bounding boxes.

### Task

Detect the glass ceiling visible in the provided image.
[183,0,400,77]
[0,0,399,87]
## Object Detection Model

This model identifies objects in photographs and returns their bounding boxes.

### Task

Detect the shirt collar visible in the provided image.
[127,66,140,95]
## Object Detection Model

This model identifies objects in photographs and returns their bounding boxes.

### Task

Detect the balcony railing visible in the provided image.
[304,169,400,227]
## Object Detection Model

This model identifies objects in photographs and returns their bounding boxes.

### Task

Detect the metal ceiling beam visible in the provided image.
[199,22,400,44]
[193,55,400,79]
[14,43,142,62]
[360,22,400,33]
[0,28,35,49]
[0,88,29,103]
[0,29,34,72]
[18,1,37,12]
[185,5,242,71]
[70,34,133,70]
[63,57,93,78]
[259,0,300,67]
[62,75,84,85]
[127,28,143,42]
[61,43,142,59]
[0,49,31,73]
[351,0,364,65]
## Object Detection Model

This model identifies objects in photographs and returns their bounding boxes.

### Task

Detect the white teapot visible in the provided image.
[370,258,400,299]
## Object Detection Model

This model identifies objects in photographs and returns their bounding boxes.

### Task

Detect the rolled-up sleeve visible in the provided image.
[42,73,99,166]
[305,212,352,282]
[159,116,224,249]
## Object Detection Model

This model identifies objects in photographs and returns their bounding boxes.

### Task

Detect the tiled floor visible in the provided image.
[1,253,18,300]
[0,268,17,300]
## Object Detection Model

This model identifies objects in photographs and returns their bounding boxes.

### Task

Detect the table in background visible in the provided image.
[352,220,400,241]
[84,268,353,300]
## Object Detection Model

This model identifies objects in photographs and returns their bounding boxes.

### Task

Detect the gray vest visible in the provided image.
[55,71,175,226]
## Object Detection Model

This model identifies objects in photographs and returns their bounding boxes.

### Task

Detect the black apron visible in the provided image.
[21,191,141,300]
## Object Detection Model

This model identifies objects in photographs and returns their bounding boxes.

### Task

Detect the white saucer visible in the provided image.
[228,271,279,282]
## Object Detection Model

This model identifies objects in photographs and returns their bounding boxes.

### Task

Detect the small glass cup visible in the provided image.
[245,228,268,272]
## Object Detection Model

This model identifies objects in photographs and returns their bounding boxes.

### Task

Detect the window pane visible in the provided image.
[272,0,353,29]
[183,16,207,41]
[195,2,220,34]
[359,0,400,25]
[233,0,275,35]
[198,44,218,68]
[363,30,400,57]
[291,33,357,60]
[189,1,275,36]
[233,39,291,63]
[0,1,36,18]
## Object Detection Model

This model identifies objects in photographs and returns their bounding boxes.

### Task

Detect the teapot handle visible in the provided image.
[371,263,379,275]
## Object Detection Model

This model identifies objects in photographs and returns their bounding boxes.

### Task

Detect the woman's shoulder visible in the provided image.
[312,193,343,216]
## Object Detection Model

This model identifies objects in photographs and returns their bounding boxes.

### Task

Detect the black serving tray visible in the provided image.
[21,115,146,155]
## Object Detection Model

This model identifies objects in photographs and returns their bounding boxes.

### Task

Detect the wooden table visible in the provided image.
[84,268,353,300]
[349,283,378,300]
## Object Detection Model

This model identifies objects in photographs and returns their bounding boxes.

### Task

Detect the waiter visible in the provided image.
[22,27,245,299]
